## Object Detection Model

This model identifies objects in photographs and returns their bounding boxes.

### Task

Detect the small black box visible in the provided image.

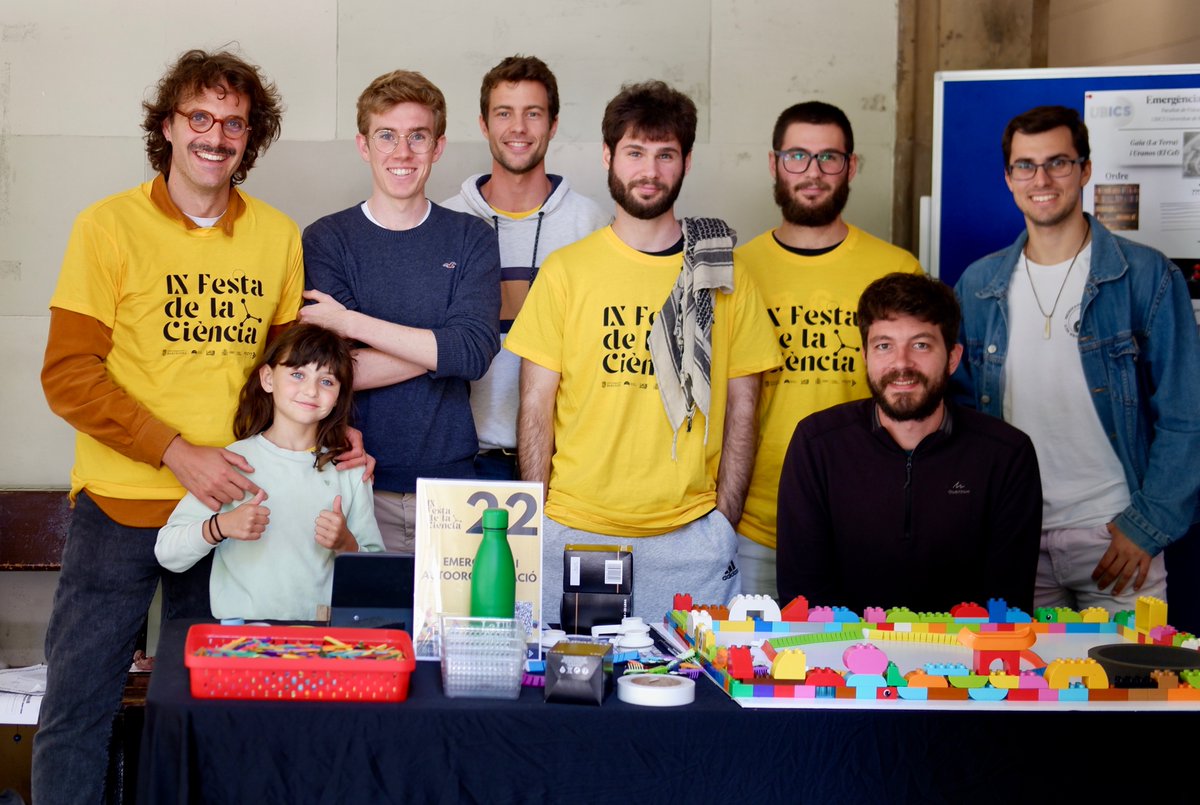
[562,544,632,595]
[545,641,613,705]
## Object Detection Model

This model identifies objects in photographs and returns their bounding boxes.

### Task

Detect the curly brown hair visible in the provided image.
[142,49,283,186]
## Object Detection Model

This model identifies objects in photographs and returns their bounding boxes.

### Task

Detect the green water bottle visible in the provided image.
[470,508,516,617]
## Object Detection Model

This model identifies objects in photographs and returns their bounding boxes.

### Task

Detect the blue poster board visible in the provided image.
[932,65,1200,286]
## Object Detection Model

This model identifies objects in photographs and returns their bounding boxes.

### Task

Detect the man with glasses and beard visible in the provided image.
[776,273,1041,614]
[736,102,923,598]
[507,81,780,624]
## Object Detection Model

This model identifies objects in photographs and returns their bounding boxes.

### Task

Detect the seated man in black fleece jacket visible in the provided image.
[776,272,1041,614]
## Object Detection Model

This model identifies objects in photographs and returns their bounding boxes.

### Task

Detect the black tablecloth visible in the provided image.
[138,619,1188,804]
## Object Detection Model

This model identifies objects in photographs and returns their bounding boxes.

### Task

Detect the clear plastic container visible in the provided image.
[439,616,526,699]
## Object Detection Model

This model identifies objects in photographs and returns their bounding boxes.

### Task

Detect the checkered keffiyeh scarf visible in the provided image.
[647,217,736,458]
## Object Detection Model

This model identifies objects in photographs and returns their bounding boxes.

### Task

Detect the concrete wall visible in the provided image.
[0,0,905,664]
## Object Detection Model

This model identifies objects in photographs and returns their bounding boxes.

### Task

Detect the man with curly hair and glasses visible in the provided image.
[37,48,308,801]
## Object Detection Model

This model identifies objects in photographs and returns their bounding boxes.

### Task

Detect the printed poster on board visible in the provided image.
[412,478,544,661]
[1083,87,1200,268]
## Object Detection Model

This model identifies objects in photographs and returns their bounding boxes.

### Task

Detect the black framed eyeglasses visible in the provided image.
[774,149,850,175]
[1006,156,1087,181]
[175,109,250,139]
[371,129,435,155]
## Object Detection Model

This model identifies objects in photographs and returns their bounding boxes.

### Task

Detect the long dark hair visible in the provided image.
[234,325,354,470]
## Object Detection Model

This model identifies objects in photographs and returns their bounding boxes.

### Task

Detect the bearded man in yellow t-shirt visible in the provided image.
[507,81,781,626]
[736,102,924,599]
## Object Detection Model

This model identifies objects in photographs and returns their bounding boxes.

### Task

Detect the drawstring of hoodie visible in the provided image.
[490,211,546,282]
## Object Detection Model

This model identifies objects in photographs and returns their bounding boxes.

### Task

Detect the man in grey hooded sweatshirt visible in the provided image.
[443,55,609,479]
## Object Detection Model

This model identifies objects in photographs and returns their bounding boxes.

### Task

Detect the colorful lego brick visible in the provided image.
[1037,689,1060,702]
[950,602,989,619]
[692,629,715,663]
[804,667,846,687]
[1150,625,1177,644]
[986,598,1009,622]
[904,670,948,688]
[886,607,918,623]
[864,628,960,645]
[1017,671,1048,689]
[809,606,835,622]
[1176,634,1197,649]
[846,674,887,699]
[947,674,988,689]
[771,649,807,681]
[897,687,929,701]
[885,661,907,687]
[1079,606,1109,623]
[1044,658,1109,689]
[728,679,754,698]
[988,672,1019,689]
[727,646,755,682]
[1005,608,1032,623]
[831,606,860,624]
[1135,596,1168,634]
[687,609,713,637]
[926,687,970,701]
[843,643,889,675]
[863,606,887,624]
[923,662,970,677]
[1151,670,1179,689]
[1181,669,1200,688]
[728,594,782,623]
[1007,689,1039,702]
[917,612,954,624]
[719,620,755,633]
[1167,687,1200,701]
[1058,687,1089,702]
[1114,610,1136,629]
[876,687,900,700]
[711,645,728,670]
[968,687,1008,701]
[1088,688,1128,702]
[673,593,693,613]
[780,595,809,622]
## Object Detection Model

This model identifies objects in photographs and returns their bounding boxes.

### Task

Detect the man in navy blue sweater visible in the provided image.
[301,70,501,553]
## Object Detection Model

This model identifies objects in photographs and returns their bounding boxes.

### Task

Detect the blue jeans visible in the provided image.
[32,492,212,805]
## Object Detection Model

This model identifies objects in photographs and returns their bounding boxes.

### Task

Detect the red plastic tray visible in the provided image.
[184,624,415,702]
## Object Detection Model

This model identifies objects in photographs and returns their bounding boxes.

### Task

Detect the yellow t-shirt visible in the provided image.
[506,226,781,536]
[738,225,923,548]
[49,179,304,502]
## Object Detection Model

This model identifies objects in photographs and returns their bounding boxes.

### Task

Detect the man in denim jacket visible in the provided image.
[953,105,1200,614]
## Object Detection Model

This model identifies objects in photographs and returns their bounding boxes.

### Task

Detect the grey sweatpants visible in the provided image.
[542,509,741,626]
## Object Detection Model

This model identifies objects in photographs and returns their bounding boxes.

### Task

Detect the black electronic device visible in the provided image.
[329,552,415,630]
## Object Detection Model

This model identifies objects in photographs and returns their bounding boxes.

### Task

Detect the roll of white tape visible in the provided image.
[616,674,696,707]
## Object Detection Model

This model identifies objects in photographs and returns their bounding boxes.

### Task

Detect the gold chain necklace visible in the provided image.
[1022,229,1089,339]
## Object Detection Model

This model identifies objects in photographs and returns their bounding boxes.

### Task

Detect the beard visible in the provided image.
[774,172,850,227]
[868,366,949,423]
[608,165,684,220]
